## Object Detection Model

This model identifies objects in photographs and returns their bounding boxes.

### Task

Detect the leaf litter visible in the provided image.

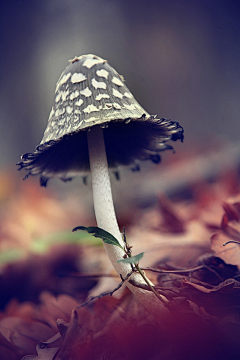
[0,144,240,358]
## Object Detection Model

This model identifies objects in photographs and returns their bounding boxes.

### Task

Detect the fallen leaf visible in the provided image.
[21,341,59,360]
[0,316,55,354]
[211,233,240,268]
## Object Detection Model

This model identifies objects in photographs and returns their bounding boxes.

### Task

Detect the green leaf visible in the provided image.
[117,252,144,264]
[73,226,124,250]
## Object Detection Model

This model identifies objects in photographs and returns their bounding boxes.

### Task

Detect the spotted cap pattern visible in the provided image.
[17,54,184,185]
[41,54,150,143]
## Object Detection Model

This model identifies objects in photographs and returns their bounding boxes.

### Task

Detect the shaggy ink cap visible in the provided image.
[17,54,184,185]
[17,54,183,310]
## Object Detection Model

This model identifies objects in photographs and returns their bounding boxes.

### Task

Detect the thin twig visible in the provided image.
[143,265,223,281]
[76,270,134,309]
[129,278,177,296]
[135,265,169,305]
[223,240,240,246]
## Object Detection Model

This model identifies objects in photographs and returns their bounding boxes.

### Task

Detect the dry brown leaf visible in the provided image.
[0,316,55,355]
[211,233,240,268]
[39,293,79,323]
[21,340,59,360]
[211,200,240,269]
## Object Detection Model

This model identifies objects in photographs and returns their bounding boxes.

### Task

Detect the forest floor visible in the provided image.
[0,140,240,359]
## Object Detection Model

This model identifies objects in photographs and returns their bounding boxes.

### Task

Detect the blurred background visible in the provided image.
[1,0,240,167]
[0,0,239,203]
[0,0,239,255]
[1,2,240,356]
[0,0,240,293]
[0,0,239,226]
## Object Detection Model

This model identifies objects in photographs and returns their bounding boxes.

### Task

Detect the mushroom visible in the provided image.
[18,54,184,310]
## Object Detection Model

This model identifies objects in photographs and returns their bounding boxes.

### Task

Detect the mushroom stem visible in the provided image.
[87,125,167,313]
[87,126,128,266]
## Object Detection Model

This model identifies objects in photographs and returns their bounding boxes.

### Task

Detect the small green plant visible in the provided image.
[73,226,168,305]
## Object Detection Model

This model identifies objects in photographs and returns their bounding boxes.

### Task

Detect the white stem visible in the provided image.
[87,125,166,313]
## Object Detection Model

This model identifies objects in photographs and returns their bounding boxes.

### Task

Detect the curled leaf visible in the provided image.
[72,226,124,250]
[21,339,59,359]
[211,200,240,269]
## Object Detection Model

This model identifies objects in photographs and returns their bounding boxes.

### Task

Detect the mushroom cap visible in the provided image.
[17,54,184,185]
